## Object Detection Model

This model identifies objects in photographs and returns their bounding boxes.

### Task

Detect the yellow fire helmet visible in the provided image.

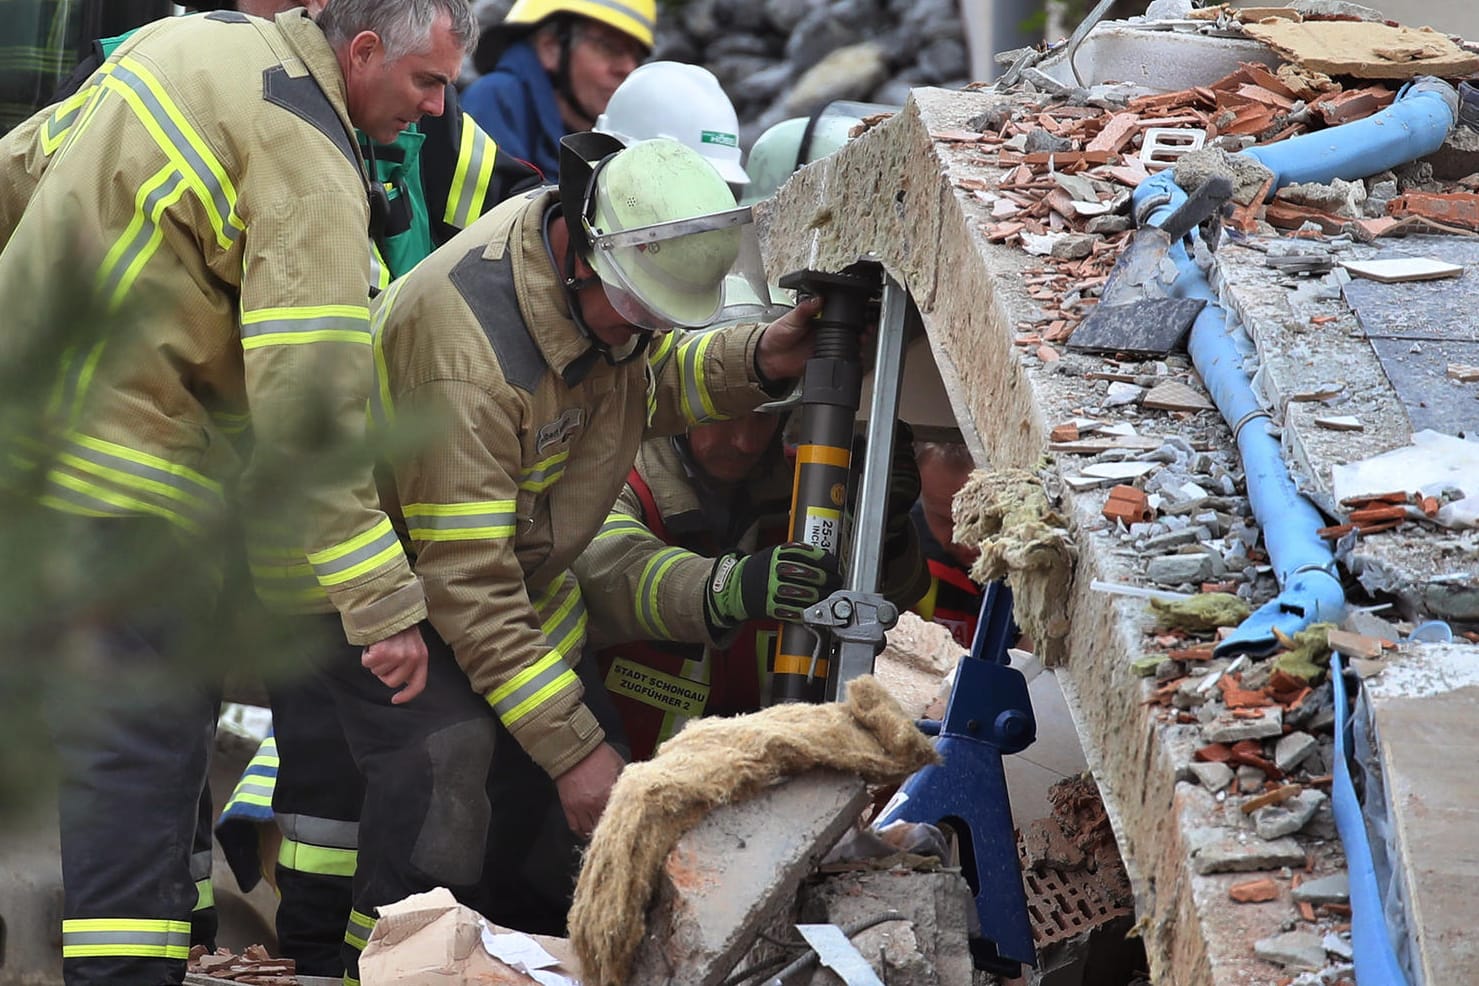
[503,0,655,49]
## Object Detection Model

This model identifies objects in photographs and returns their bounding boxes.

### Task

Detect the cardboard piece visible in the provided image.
[1241,21,1479,80]
[1340,257,1464,283]
[358,888,583,986]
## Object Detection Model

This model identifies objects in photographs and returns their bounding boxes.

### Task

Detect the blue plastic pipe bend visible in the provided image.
[1123,77,1460,653]
[1244,77,1459,195]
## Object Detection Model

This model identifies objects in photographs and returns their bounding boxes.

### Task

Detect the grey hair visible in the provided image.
[319,0,478,61]
[914,440,975,470]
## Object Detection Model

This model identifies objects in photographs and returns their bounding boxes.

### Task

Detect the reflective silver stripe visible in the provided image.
[402,504,518,539]
[348,910,375,934]
[190,850,212,881]
[61,434,221,504]
[677,331,719,424]
[489,653,577,724]
[62,928,191,949]
[107,60,240,243]
[582,0,655,32]
[449,127,492,228]
[227,780,274,802]
[308,524,400,583]
[276,812,359,850]
[536,576,587,658]
[98,167,188,306]
[637,546,689,639]
[239,312,371,343]
[518,456,567,492]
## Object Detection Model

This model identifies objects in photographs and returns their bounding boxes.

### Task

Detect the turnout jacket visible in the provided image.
[369,187,773,778]
[575,436,792,759]
[0,9,425,644]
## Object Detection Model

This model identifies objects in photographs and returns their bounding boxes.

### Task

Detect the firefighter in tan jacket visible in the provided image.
[0,4,475,985]
[311,133,830,958]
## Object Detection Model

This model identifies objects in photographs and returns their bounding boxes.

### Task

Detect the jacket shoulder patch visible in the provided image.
[261,65,357,170]
[448,247,547,393]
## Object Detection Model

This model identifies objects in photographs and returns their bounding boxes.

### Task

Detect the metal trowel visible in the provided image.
[1067,176,1233,356]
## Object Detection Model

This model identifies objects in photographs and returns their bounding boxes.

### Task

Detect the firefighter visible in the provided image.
[461,0,653,179]
[0,3,477,984]
[911,439,985,647]
[305,133,823,978]
[593,59,749,187]
[573,391,931,760]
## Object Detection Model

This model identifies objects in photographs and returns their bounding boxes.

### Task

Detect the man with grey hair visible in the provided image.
[0,3,475,985]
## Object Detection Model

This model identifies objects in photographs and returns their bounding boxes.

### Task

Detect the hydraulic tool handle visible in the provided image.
[767,264,879,704]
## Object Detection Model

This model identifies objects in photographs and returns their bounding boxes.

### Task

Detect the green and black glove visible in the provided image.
[703,542,842,629]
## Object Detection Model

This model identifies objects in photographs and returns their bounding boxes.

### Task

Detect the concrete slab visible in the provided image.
[1361,645,1479,984]
[628,770,869,986]
[754,84,1457,984]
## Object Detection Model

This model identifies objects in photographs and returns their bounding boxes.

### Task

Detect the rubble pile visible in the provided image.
[186,945,297,986]
[935,62,1479,354]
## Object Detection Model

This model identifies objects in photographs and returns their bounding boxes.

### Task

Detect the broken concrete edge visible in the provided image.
[629,770,871,986]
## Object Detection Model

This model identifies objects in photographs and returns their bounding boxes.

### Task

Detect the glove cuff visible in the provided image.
[704,551,746,630]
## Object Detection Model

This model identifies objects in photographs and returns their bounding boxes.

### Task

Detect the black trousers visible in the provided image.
[44,523,218,986]
[268,667,362,977]
[287,615,625,982]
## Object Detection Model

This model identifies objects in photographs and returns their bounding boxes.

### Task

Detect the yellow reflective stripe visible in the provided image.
[54,441,217,510]
[403,500,518,541]
[98,164,189,309]
[66,432,221,495]
[195,878,214,911]
[211,409,252,436]
[100,58,243,248]
[369,241,391,292]
[42,470,202,534]
[594,513,650,541]
[678,331,720,424]
[518,450,568,493]
[278,838,358,878]
[345,909,375,952]
[487,651,578,727]
[369,279,404,429]
[40,87,91,154]
[307,517,402,586]
[536,574,587,660]
[240,304,372,351]
[62,918,191,959]
[446,118,495,228]
[637,546,690,640]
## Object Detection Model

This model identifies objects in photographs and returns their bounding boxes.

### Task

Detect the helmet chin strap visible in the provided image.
[544,203,652,367]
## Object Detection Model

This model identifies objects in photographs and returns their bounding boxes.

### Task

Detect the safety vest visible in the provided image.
[596,465,786,761]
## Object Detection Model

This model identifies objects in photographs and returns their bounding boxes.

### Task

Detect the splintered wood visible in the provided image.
[943,64,1401,350]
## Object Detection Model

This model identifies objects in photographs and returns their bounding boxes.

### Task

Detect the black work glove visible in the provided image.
[704,542,842,629]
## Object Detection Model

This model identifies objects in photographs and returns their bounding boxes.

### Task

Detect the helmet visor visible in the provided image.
[586,207,750,328]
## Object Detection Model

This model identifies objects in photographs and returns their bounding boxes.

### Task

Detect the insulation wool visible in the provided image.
[955,468,1076,665]
[567,675,938,986]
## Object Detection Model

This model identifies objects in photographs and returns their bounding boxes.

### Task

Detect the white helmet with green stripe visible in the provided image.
[594,61,749,186]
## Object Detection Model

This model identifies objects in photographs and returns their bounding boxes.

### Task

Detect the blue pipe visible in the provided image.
[1330,654,1409,984]
[1128,77,1456,656]
[1244,78,1459,195]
